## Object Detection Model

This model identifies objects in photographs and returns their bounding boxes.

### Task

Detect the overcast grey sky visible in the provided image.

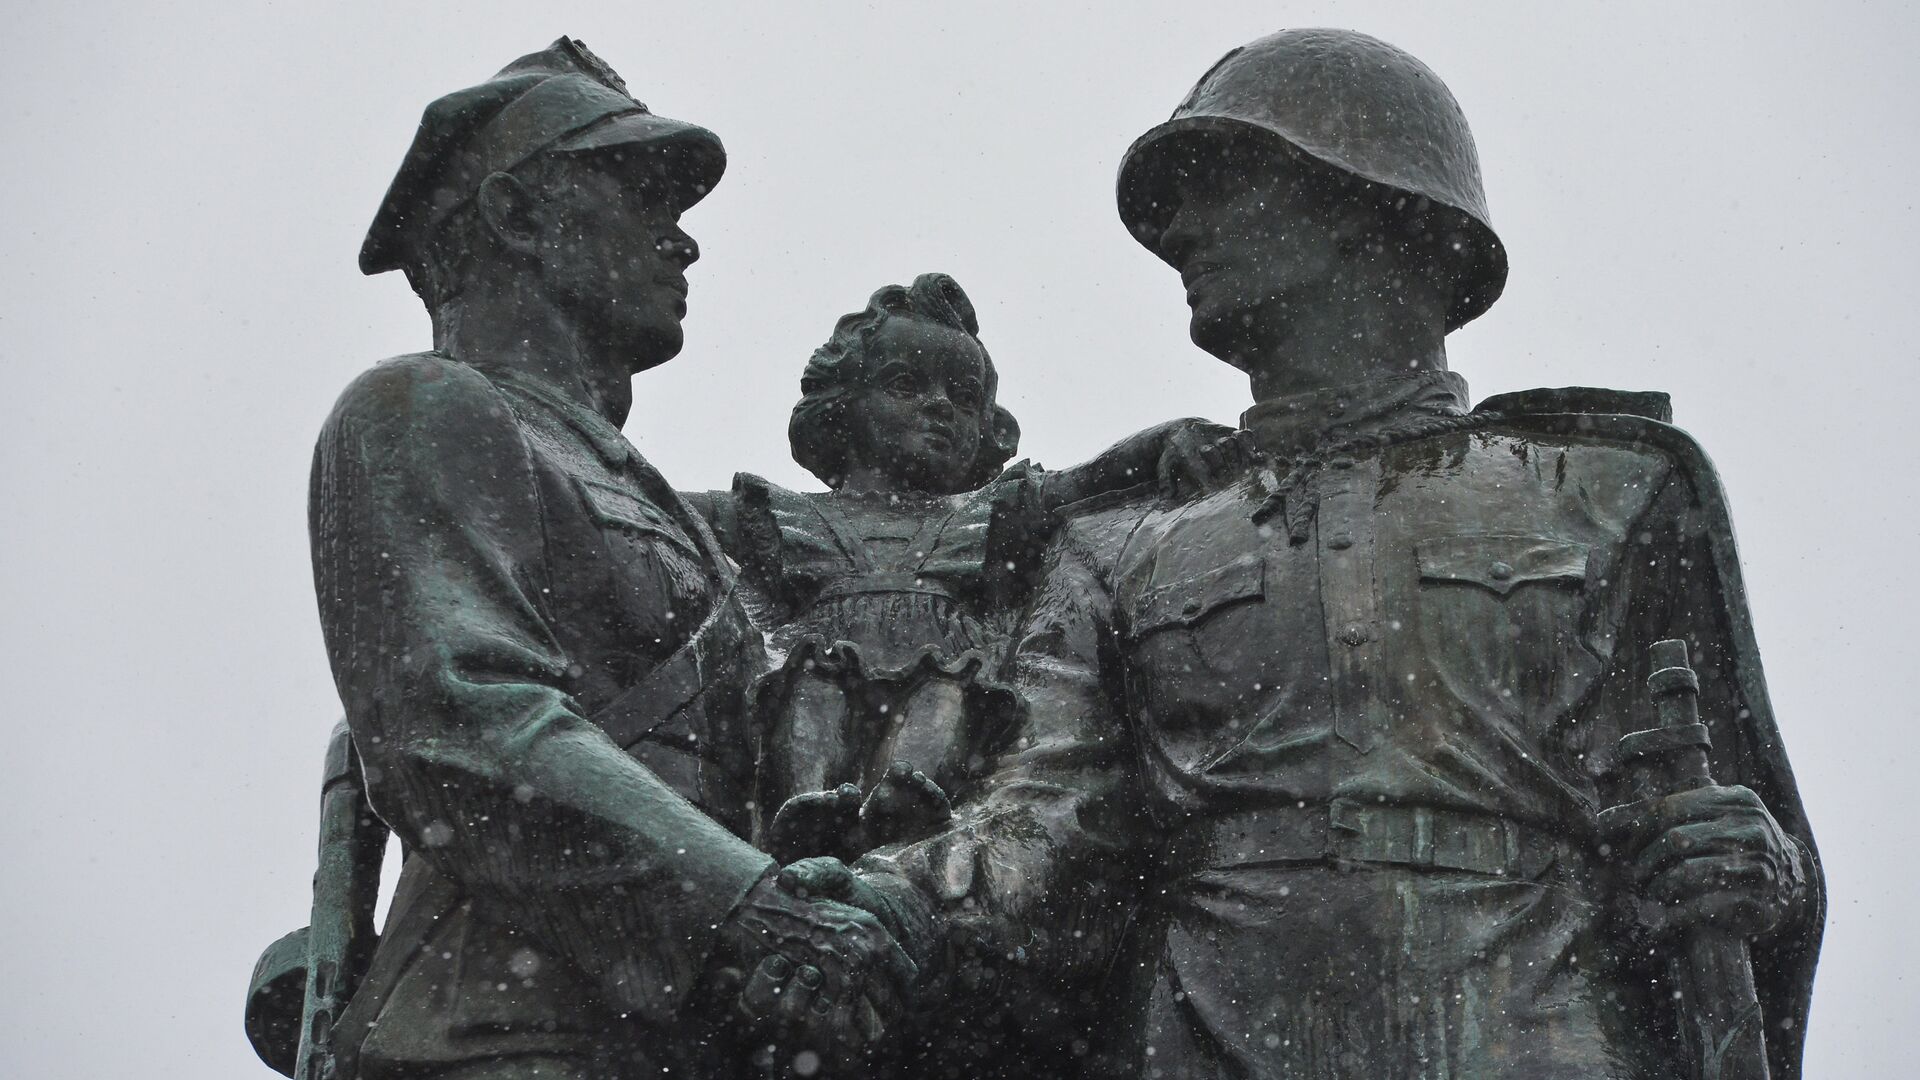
[2,1,1915,1075]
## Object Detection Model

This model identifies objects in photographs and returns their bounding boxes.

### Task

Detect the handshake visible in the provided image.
[705,854,940,1063]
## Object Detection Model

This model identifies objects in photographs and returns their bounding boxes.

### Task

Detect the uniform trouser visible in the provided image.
[350,893,743,1080]
[1137,860,1638,1080]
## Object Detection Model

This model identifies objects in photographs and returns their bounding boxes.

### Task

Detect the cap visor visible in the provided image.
[551,111,726,210]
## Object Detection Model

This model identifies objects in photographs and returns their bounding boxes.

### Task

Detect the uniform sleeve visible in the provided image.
[859,517,1147,986]
[1587,460,1816,885]
[310,358,773,1025]
[1581,441,1822,1078]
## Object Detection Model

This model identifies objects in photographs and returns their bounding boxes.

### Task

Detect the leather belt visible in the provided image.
[1163,800,1578,880]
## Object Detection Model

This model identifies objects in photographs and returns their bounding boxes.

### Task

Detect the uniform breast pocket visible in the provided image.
[577,477,701,556]
[573,476,708,639]
[1414,534,1600,718]
[1124,555,1268,717]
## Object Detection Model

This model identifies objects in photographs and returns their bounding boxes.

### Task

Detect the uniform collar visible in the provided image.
[1239,368,1470,458]
[481,363,635,469]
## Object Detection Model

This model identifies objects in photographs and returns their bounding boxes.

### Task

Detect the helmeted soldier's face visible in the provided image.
[531,154,700,373]
[1157,151,1349,364]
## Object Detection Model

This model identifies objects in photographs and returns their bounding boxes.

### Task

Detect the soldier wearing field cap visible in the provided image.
[296,38,915,1080]
[854,28,1823,1078]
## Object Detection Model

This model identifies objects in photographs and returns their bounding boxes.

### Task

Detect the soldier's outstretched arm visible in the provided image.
[310,358,774,1026]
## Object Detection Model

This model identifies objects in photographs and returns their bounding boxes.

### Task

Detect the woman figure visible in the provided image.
[694,273,1221,863]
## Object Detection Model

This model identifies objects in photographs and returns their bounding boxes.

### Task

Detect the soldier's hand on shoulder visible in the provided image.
[1158,422,1250,501]
[1600,783,1804,937]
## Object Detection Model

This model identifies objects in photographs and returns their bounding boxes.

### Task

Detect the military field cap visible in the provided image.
[360,37,726,276]
[1117,29,1508,330]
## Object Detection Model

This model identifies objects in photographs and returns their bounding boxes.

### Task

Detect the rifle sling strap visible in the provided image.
[593,583,750,752]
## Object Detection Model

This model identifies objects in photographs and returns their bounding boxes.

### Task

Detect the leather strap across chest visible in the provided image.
[592,580,752,753]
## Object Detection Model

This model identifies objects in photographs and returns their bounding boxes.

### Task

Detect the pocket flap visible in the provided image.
[1416,535,1590,595]
[576,477,697,555]
[1130,555,1265,636]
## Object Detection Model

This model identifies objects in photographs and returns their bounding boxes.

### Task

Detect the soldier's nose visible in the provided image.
[658,229,699,268]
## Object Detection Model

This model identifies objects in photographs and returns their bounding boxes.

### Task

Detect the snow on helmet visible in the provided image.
[1118,29,1507,330]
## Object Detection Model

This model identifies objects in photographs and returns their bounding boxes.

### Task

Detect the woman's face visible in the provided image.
[839,317,988,495]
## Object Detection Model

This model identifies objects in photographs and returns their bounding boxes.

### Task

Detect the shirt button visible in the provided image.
[1489,561,1514,581]
[1327,535,1354,551]
[1339,623,1371,646]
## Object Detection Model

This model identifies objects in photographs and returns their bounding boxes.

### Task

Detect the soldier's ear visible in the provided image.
[476,171,543,255]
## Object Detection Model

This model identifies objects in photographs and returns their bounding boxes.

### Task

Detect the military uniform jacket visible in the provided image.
[866,374,1821,1078]
[309,353,774,1069]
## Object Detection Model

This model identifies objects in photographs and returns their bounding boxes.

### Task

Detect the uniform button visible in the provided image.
[1327,535,1354,551]
[1182,598,1202,616]
[1339,623,1371,646]
[1489,561,1514,581]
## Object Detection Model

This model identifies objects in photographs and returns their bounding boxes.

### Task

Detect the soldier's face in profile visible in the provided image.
[1157,148,1344,360]
[532,153,699,373]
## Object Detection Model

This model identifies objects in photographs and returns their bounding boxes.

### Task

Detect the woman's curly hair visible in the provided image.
[789,272,1020,490]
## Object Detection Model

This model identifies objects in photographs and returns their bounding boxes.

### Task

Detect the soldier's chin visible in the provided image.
[623,318,686,374]
[1187,307,1247,366]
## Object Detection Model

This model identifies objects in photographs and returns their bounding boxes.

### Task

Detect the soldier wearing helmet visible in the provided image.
[854,28,1822,1079]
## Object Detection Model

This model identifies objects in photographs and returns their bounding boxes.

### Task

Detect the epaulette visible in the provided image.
[1473,386,1672,423]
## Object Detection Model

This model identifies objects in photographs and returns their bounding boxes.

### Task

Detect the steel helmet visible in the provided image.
[1118,29,1507,330]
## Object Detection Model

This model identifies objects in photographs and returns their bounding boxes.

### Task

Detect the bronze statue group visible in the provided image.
[248,29,1823,1080]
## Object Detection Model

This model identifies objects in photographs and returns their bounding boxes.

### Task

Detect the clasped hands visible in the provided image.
[708,854,937,1060]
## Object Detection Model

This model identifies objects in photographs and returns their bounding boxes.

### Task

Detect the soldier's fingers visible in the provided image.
[1647,853,1780,909]
[1664,784,1769,825]
[739,954,794,1018]
[1631,820,1772,883]
[779,856,856,901]
[1595,796,1663,853]
[1604,790,1752,857]
[854,933,917,1020]
[831,944,879,1043]
[1674,889,1784,937]
[804,900,916,1003]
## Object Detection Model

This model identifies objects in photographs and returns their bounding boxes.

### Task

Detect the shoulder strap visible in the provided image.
[1474,385,1672,422]
[906,499,963,574]
[593,579,751,751]
[807,495,875,573]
